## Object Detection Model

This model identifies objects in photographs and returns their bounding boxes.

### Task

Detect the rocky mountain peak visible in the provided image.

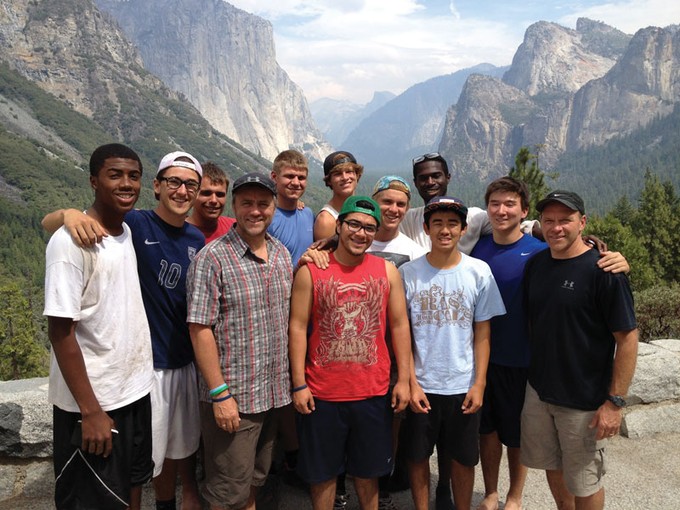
[502,19,624,96]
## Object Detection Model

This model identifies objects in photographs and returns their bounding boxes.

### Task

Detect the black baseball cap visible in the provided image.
[424,196,468,224]
[232,172,277,196]
[323,151,357,176]
[536,190,585,215]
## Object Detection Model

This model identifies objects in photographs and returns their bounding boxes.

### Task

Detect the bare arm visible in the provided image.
[42,208,108,246]
[288,266,316,414]
[462,320,491,414]
[48,316,114,457]
[313,211,337,241]
[590,328,639,439]
[189,323,240,433]
[385,262,411,412]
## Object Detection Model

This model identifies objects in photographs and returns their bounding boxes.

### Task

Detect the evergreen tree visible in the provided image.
[0,277,49,380]
[633,170,680,283]
[509,146,554,219]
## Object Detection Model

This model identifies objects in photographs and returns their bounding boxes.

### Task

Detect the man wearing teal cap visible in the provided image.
[289,196,413,510]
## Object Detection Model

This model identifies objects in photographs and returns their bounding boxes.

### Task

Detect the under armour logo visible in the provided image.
[562,280,575,290]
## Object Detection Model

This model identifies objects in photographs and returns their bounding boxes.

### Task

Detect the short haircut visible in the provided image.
[323,152,363,188]
[412,153,449,178]
[89,143,142,177]
[201,161,229,189]
[424,207,467,229]
[272,150,308,175]
[484,176,530,211]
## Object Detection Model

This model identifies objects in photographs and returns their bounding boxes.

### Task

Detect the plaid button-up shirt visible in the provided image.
[187,228,293,414]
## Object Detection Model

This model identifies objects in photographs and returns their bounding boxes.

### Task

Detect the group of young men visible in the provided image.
[44,145,637,510]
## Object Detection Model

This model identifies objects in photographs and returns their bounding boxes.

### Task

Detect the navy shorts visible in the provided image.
[53,394,153,510]
[479,363,528,448]
[402,393,480,467]
[296,395,393,484]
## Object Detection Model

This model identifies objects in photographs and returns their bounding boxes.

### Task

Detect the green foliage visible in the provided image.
[634,283,680,342]
[585,215,657,291]
[508,146,555,219]
[631,170,680,283]
[0,277,49,380]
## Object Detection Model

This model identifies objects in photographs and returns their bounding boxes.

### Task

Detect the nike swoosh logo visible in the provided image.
[521,252,531,256]
[144,239,160,245]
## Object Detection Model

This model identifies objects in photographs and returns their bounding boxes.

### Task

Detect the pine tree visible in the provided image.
[508,146,555,219]
[0,277,48,380]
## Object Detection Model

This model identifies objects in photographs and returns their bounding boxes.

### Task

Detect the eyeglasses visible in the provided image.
[159,176,200,193]
[343,219,378,235]
[412,152,442,166]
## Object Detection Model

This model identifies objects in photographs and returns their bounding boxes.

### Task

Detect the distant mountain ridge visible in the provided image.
[311,91,396,147]
[340,63,508,175]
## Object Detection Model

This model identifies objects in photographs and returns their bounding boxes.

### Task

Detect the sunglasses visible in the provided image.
[412,152,442,166]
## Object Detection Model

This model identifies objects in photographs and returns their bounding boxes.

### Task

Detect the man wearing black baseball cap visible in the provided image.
[187,171,294,510]
[521,190,638,510]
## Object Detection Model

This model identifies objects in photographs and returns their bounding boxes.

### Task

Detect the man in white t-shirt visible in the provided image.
[44,143,154,510]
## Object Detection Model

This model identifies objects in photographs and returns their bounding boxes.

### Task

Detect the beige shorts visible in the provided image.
[199,403,277,510]
[150,363,201,477]
[520,383,607,497]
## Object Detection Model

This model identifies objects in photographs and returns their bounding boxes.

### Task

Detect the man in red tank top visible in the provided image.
[289,195,412,510]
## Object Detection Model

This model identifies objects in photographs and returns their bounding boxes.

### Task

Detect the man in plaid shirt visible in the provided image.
[187,172,293,510]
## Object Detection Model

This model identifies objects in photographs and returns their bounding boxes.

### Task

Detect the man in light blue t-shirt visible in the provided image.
[399,196,506,510]
[268,150,314,266]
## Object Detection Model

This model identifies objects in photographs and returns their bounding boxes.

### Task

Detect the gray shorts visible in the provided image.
[520,384,607,497]
[199,403,278,509]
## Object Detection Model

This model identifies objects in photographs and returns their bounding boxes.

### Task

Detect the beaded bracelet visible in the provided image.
[292,384,308,393]
[212,393,233,403]
[209,383,229,397]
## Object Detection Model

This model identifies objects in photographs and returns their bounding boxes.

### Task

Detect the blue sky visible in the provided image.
[226,0,679,103]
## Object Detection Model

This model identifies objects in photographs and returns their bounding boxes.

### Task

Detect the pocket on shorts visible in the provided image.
[579,436,607,492]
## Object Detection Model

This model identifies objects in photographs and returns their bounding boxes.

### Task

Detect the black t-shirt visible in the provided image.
[523,249,637,410]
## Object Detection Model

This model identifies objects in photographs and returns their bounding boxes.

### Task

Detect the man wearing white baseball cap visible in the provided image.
[42,150,207,510]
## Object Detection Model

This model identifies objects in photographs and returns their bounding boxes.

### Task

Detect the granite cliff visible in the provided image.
[95,0,331,161]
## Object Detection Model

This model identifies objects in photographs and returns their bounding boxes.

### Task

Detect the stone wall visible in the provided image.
[1,339,679,504]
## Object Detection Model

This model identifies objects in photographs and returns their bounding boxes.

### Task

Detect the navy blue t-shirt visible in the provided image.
[471,234,547,367]
[126,210,205,369]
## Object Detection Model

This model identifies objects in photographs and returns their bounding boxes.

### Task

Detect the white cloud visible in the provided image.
[225,0,680,104]
[558,0,680,33]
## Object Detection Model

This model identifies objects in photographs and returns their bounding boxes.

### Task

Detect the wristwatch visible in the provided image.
[607,395,627,408]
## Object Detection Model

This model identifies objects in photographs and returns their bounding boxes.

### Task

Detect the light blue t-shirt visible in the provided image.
[399,253,506,395]
[268,206,314,266]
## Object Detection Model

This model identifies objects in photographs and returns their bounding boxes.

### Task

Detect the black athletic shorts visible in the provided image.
[479,363,528,448]
[53,394,153,510]
[402,393,480,467]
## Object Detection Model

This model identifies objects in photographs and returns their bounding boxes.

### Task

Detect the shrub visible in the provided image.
[634,283,680,342]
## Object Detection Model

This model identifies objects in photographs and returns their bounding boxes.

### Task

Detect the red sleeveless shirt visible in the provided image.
[305,253,390,401]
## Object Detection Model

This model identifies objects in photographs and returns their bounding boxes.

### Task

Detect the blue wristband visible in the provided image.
[292,384,308,393]
[212,393,233,403]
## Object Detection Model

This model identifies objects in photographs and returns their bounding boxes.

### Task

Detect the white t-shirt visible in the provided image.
[367,232,427,268]
[44,224,154,412]
[399,253,506,395]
